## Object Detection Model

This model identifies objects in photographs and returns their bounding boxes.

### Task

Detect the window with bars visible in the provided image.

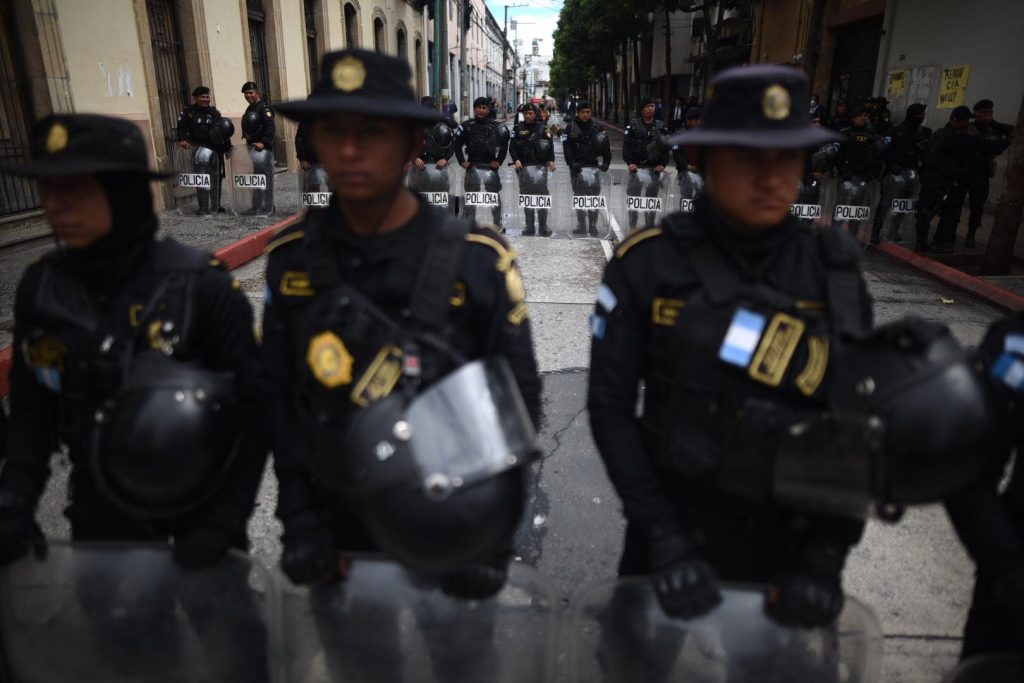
[344,3,358,49]
[146,0,189,164]
[247,0,271,98]
[373,17,384,53]
[0,4,39,216]
[397,27,407,61]
[304,0,319,89]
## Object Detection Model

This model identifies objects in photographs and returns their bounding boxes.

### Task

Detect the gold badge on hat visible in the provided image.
[307,331,354,388]
[332,55,367,93]
[762,85,791,121]
[46,122,69,154]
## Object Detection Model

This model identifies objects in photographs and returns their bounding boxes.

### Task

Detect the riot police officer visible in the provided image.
[915,105,981,253]
[945,312,1024,659]
[455,96,510,228]
[509,104,556,236]
[267,50,540,596]
[588,64,871,638]
[241,81,276,215]
[671,107,705,213]
[295,118,331,198]
[177,86,232,215]
[963,99,1013,248]
[870,103,932,244]
[870,97,892,135]
[0,114,266,570]
[623,97,670,231]
[828,99,852,132]
[563,99,611,236]
[409,96,458,214]
[832,105,883,237]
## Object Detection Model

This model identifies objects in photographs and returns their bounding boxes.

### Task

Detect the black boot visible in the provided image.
[965,227,978,249]
[572,224,587,236]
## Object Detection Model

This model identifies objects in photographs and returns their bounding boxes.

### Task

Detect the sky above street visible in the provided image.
[485,0,561,60]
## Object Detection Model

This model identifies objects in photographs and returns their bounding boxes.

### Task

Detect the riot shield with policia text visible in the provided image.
[408,163,454,214]
[299,164,332,210]
[227,145,274,216]
[171,144,221,216]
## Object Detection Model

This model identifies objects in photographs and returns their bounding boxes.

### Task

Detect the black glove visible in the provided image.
[765,544,846,627]
[173,524,236,569]
[441,557,509,600]
[570,163,582,174]
[648,524,721,619]
[765,575,844,628]
[0,491,47,566]
[599,163,609,172]
[280,514,337,586]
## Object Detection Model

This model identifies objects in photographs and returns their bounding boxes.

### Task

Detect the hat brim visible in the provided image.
[0,157,173,180]
[667,125,842,149]
[276,94,446,124]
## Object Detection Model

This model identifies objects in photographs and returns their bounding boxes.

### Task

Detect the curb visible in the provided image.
[0,211,303,397]
[872,241,1024,312]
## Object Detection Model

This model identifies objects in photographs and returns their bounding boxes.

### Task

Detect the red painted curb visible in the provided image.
[0,211,304,397]
[873,240,1024,312]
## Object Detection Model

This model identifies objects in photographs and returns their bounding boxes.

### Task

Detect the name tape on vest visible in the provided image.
[178,173,210,189]
[627,196,662,212]
[464,191,500,207]
[420,191,450,206]
[518,194,552,209]
[234,174,268,189]
[302,192,332,207]
[834,205,871,221]
[790,204,822,219]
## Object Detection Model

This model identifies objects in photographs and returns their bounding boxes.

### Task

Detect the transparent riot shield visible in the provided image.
[612,167,669,237]
[505,164,555,237]
[408,163,455,214]
[228,146,275,216]
[462,165,504,229]
[941,655,1024,683]
[665,168,705,216]
[791,175,826,231]
[171,144,221,216]
[0,543,275,682]
[298,164,332,210]
[832,176,880,243]
[558,166,612,239]
[280,557,557,683]
[874,168,920,244]
[566,579,883,683]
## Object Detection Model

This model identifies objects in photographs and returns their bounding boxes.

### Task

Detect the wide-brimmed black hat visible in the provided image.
[276,49,444,124]
[668,65,841,149]
[0,113,172,179]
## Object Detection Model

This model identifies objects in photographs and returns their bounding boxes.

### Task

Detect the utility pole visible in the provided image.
[502,4,526,115]
[460,0,469,116]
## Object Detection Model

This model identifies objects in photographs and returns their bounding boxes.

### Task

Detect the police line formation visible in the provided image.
[0,49,1021,680]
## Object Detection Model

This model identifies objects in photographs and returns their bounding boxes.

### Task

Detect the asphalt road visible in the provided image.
[5,123,1010,681]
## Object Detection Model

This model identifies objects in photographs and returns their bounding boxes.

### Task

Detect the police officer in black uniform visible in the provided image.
[915,105,981,253]
[409,96,457,214]
[295,118,331,196]
[563,99,611,236]
[962,99,1013,248]
[455,96,510,228]
[588,64,871,655]
[623,96,670,231]
[870,103,932,245]
[870,97,892,135]
[671,107,705,213]
[241,81,276,215]
[267,48,541,681]
[509,104,556,236]
[0,114,266,570]
[828,99,852,132]
[946,312,1024,660]
[832,105,883,236]
[177,86,232,215]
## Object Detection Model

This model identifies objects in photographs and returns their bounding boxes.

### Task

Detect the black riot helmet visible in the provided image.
[593,131,611,158]
[534,137,554,163]
[426,122,455,159]
[90,352,242,518]
[242,109,262,137]
[336,358,537,574]
[775,318,998,519]
[209,118,235,152]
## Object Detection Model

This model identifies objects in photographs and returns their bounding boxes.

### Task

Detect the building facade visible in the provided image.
[0,0,431,218]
